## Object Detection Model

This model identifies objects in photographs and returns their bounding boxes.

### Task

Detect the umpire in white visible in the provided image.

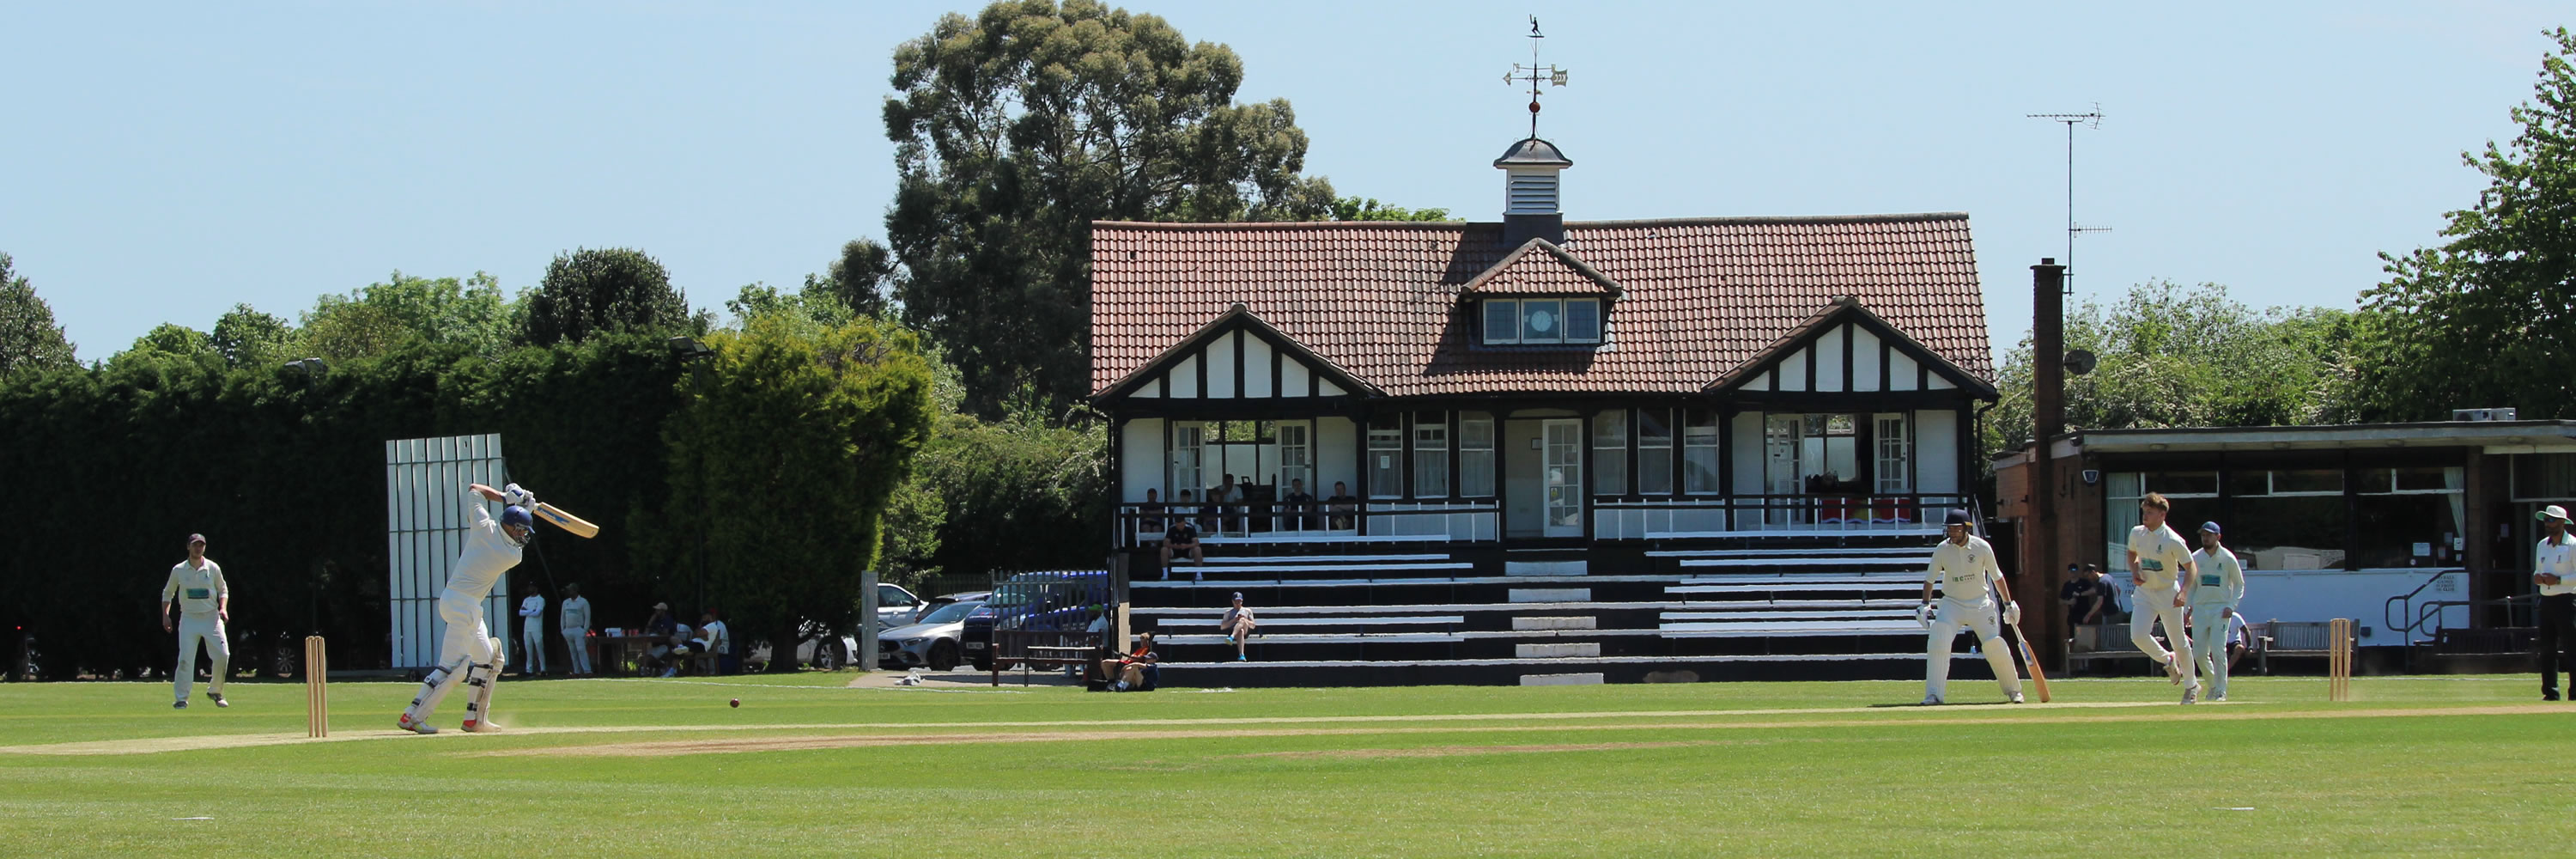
[159,533,230,710]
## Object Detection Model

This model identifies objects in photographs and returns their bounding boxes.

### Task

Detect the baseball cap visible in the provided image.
[653,602,669,611]
[2200,521,2222,534]
[1943,509,1971,527]
[2542,505,2573,524]
[1231,592,1244,600]
[186,533,206,545]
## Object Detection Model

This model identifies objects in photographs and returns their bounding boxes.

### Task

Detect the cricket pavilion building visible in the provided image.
[1088,136,2006,686]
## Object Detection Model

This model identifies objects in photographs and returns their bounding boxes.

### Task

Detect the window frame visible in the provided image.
[1367,414,1404,500]
[1482,300,1520,345]
[1637,408,1675,496]
[1682,407,1720,495]
[1412,411,1451,499]
[1458,412,1497,498]
[1593,410,1628,497]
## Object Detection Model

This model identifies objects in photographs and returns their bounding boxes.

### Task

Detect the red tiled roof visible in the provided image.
[1460,239,1622,297]
[1088,213,1992,399]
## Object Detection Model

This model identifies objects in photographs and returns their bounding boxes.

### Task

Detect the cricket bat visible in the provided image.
[2006,617,2052,703]
[532,502,600,539]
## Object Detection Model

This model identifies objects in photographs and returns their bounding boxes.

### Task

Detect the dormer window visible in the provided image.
[1483,297,1602,345]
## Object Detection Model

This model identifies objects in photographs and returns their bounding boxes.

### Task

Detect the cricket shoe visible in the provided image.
[2181,685,2200,705]
[208,692,228,708]
[173,699,187,710]
[1918,693,1943,706]
[397,714,437,734]
[2008,691,2026,704]
[2213,692,2228,703]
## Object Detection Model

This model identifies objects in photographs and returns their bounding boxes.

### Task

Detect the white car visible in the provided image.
[876,582,923,631]
[878,600,981,671]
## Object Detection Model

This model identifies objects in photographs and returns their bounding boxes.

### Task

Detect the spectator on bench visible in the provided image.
[1220,592,1258,661]
[1282,478,1315,531]
[640,602,678,675]
[1326,481,1358,531]
[1161,515,1204,581]
[1138,488,1165,533]
[1102,632,1158,691]
[670,609,729,677]
[2060,563,2114,631]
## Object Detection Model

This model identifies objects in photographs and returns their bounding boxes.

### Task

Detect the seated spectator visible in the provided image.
[1160,515,1204,579]
[1219,592,1258,661]
[1326,481,1358,530]
[1282,478,1316,531]
[1138,488,1166,533]
[1198,480,1226,533]
[2060,563,2115,630]
[640,602,678,674]
[2221,611,2253,670]
[671,609,730,676]
[1098,631,1157,691]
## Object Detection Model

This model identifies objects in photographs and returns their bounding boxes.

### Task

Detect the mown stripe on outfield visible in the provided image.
[3,702,2556,757]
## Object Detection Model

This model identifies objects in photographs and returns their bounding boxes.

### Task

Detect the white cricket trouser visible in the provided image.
[173,612,230,701]
[519,621,546,673]
[2131,585,2199,690]
[1926,598,2023,700]
[2190,606,2234,698]
[560,629,591,674]
[404,589,497,723]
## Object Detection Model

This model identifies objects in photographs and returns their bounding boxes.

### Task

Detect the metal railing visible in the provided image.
[1113,493,1968,547]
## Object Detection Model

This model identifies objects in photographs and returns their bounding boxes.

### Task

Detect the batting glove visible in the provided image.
[2003,601,2021,624]
[1914,603,1933,629]
[502,483,534,508]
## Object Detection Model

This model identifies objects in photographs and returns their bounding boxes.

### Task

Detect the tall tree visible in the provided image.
[523,248,690,347]
[0,253,79,378]
[2349,27,2576,421]
[301,271,518,362]
[209,304,304,369]
[657,315,934,670]
[884,0,1336,415]
[1984,280,2353,458]
[823,239,897,319]
[1331,197,1450,222]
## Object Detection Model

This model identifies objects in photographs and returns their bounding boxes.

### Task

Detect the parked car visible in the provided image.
[875,582,923,631]
[878,600,982,671]
[963,571,1109,671]
[916,590,993,624]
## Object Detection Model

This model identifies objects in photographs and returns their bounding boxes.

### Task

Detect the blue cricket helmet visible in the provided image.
[501,504,535,531]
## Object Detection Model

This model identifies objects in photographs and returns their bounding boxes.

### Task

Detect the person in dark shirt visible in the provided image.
[1137,488,1165,533]
[2060,563,2114,630]
[1283,478,1317,531]
[1325,480,1358,530]
[1159,515,1203,580]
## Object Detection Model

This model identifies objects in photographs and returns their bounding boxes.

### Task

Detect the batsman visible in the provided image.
[1917,509,2026,705]
[398,482,536,734]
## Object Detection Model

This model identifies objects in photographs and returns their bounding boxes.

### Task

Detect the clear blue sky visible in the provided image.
[3,1,2562,363]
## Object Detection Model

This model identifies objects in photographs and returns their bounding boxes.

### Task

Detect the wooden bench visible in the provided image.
[2257,620,2358,675]
[2061,623,2166,677]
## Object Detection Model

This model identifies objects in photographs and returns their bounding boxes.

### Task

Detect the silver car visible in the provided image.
[878,600,981,671]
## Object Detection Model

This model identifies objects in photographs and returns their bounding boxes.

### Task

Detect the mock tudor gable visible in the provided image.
[1089,133,1997,550]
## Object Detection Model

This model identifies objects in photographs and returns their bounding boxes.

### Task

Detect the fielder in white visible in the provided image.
[2128,492,2203,704]
[1917,509,2026,705]
[159,533,229,710]
[397,482,535,734]
[516,583,547,676]
[558,583,593,676]
[2186,520,2246,702]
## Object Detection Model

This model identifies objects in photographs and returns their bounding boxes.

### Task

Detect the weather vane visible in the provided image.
[1505,15,1569,138]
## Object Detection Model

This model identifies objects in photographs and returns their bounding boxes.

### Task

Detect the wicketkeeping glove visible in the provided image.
[1914,603,1933,630]
[2003,601,2021,624]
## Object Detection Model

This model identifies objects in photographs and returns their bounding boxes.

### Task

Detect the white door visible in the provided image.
[1764,415,1803,527]
[1544,419,1583,538]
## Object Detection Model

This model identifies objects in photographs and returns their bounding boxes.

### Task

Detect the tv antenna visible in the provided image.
[2026,105,2110,295]
[1505,15,1568,138]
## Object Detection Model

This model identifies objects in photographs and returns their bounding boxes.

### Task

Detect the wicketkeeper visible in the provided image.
[398,482,535,734]
[1918,509,2026,705]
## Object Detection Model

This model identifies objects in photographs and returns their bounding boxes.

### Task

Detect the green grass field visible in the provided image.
[5,672,2572,857]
